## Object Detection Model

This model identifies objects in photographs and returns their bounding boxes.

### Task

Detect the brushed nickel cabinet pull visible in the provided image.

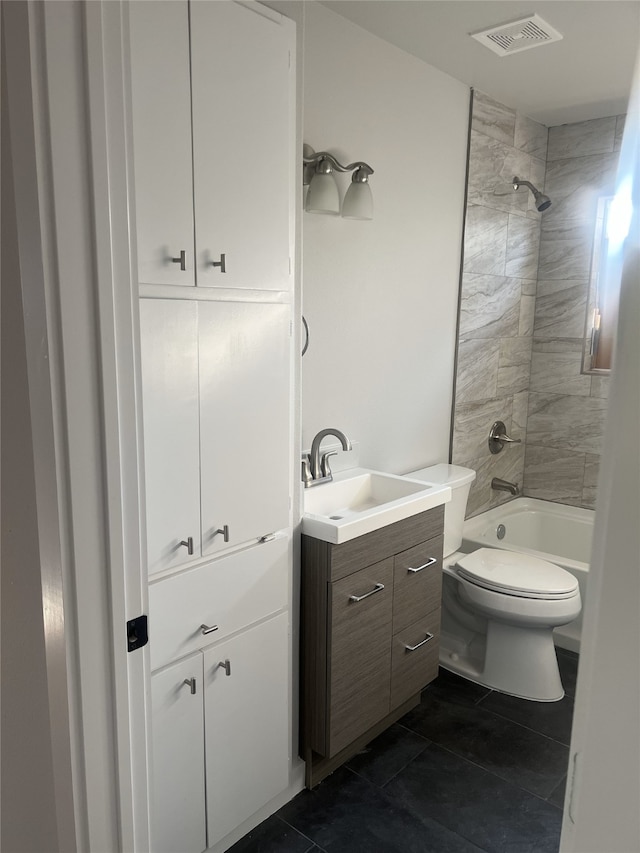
[216,659,231,676]
[349,582,384,603]
[171,249,186,271]
[183,677,197,695]
[210,253,226,273]
[180,537,194,555]
[404,632,435,652]
[201,623,219,635]
[407,557,437,574]
[214,525,230,542]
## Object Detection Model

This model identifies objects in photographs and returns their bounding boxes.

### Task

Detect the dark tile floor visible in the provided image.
[229,649,578,853]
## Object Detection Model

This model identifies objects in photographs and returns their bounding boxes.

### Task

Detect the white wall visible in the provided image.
[301,2,469,473]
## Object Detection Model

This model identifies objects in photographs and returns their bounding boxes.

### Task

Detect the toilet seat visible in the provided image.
[455,548,579,600]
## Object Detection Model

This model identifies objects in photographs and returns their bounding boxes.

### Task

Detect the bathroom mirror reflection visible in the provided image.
[582,195,618,373]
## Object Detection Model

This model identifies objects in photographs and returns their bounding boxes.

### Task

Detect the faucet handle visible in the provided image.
[488,420,522,454]
[320,451,338,478]
[301,455,312,485]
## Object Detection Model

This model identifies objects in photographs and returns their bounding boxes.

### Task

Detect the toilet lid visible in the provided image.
[456,548,579,599]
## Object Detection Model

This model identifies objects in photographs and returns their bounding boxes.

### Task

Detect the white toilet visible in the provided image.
[407,464,581,702]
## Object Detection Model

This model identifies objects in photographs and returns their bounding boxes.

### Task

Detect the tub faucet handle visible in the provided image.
[489,420,522,454]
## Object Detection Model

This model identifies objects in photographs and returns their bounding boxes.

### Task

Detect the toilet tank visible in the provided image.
[406,464,476,557]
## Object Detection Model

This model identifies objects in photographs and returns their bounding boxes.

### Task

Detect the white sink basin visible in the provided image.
[302,467,451,544]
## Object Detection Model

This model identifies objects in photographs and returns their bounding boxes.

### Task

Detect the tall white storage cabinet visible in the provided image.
[129,2,296,850]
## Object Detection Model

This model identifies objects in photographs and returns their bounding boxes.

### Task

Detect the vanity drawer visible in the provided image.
[327,557,393,757]
[390,612,441,709]
[149,534,288,670]
[392,536,443,633]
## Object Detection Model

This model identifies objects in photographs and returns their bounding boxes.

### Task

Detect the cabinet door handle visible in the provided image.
[210,253,226,273]
[201,623,219,635]
[213,525,229,543]
[171,249,186,271]
[349,582,384,603]
[183,677,197,695]
[407,557,437,574]
[216,659,231,676]
[180,537,194,555]
[404,632,435,652]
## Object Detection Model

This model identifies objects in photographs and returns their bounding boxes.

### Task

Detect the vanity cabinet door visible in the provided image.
[328,558,394,757]
[203,612,290,848]
[140,299,201,576]
[150,654,206,853]
[129,1,195,286]
[190,1,293,291]
[198,300,291,556]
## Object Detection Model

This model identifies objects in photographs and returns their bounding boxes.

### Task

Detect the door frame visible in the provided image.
[4,2,152,849]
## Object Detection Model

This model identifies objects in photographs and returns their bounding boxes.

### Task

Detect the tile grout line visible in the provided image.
[274,814,327,853]
[473,693,573,748]
[344,760,494,853]
[434,742,566,808]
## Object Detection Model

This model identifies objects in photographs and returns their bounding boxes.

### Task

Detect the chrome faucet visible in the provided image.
[302,428,352,487]
[491,477,519,496]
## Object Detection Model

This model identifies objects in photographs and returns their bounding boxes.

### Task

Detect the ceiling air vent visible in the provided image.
[471,14,563,57]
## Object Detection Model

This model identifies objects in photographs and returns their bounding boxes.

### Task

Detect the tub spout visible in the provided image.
[492,477,519,496]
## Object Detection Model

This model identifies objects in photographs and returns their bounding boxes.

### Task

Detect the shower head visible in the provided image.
[512,176,552,212]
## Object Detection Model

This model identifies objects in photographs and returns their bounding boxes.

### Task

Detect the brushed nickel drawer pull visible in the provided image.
[404,632,435,652]
[201,623,219,635]
[407,557,437,574]
[349,582,384,603]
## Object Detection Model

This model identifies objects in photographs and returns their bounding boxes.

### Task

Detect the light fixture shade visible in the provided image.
[341,180,373,220]
[305,172,340,215]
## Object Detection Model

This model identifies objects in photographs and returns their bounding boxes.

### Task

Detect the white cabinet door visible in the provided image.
[140,299,201,576]
[129,1,195,286]
[151,654,206,853]
[198,301,291,556]
[203,612,290,848]
[191,2,292,291]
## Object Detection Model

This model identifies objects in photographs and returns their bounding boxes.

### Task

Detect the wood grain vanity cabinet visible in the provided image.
[301,506,444,787]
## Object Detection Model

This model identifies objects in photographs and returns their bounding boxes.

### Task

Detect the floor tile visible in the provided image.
[419,667,493,707]
[477,691,575,746]
[556,649,579,697]
[400,693,569,798]
[547,776,567,810]
[385,743,563,853]
[279,766,487,853]
[346,723,429,787]
[226,814,317,853]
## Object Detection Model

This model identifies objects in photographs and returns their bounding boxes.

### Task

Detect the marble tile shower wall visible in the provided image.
[452,91,548,516]
[523,115,623,508]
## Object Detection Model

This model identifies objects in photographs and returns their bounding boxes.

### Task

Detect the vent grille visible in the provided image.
[471,15,563,56]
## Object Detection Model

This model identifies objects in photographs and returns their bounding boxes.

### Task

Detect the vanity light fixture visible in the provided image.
[303,144,374,220]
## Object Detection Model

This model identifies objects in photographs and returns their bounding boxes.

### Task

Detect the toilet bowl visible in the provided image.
[406,465,581,701]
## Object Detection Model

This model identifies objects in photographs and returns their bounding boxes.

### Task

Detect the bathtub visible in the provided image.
[461,498,593,653]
